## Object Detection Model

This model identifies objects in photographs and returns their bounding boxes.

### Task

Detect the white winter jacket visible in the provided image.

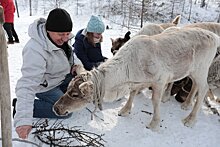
[14,18,74,127]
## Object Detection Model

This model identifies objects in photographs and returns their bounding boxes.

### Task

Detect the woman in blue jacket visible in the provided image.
[73,15,107,71]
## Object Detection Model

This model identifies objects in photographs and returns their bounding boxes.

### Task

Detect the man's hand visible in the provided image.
[16,125,32,139]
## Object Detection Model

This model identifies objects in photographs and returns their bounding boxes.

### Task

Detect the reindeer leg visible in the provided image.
[118,88,139,116]
[208,88,220,103]
[204,89,213,107]
[216,97,220,103]
[207,89,215,101]
[181,78,197,110]
[147,84,165,131]
[161,82,173,103]
[182,77,208,127]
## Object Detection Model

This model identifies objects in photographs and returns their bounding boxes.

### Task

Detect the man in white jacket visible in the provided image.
[14,8,77,139]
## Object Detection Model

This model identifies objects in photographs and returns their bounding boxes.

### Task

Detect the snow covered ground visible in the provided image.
[0,3,220,147]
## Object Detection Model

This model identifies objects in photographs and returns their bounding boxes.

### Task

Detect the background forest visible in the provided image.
[16,0,220,30]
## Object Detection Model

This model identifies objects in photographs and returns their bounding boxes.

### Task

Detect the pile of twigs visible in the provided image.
[32,119,106,147]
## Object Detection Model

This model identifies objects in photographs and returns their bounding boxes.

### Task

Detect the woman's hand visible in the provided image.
[16,125,32,139]
[71,64,78,76]
[71,64,85,76]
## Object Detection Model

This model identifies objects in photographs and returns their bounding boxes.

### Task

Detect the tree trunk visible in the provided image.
[171,0,176,19]
[128,1,132,29]
[14,0,19,17]
[0,6,12,147]
[140,0,144,28]
[200,0,206,8]
[29,0,32,16]
[182,0,185,12]
[217,13,220,23]
[188,0,193,21]
[194,0,197,4]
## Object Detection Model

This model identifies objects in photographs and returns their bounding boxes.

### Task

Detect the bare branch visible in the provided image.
[32,119,106,147]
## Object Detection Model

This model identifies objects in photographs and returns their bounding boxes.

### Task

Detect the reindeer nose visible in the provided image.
[53,105,69,116]
[65,111,69,115]
[53,106,61,115]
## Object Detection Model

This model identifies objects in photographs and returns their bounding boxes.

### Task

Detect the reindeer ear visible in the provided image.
[172,15,181,25]
[124,31,131,41]
[79,81,93,96]
[110,38,114,44]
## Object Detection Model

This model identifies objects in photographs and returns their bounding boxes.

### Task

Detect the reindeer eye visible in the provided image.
[71,92,79,97]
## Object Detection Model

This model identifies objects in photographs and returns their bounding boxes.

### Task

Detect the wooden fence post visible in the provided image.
[0,5,12,147]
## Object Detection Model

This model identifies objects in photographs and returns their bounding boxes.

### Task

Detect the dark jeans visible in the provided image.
[34,74,74,118]
[3,22,19,42]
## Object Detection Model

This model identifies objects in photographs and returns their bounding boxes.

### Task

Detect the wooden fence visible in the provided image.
[0,5,12,147]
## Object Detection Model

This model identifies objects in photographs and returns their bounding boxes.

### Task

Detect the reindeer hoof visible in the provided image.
[182,114,196,127]
[118,109,130,116]
[146,119,160,131]
[181,102,191,110]
[146,122,160,132]
[98,104,103,111]
[161,96,170,103]
[118,111,130,116]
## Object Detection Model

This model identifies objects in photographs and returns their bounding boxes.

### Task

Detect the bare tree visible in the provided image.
[188,0,193,21]
[14,0,19,17]
[128,0,132,29]
[182,0,185,12]
[217,12,220,23]
[171,0,176,18]
[122,0,126,27]
[76,0,79,15]
[140,0,145,28]
[55,0,60,8]
[200,0,206,8]
[194,0,198,4]
[29,0,32,16]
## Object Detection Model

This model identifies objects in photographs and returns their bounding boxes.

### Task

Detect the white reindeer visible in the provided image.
[136,15,181,36]
[53,27,220,131]
[163,22,220,105]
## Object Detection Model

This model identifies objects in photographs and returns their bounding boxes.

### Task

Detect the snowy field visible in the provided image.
[0,2,220,146]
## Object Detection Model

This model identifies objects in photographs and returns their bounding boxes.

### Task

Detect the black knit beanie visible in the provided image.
[46,8,72,32]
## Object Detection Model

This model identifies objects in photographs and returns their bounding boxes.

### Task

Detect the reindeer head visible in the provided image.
[53,72,94,116]
[110,31,131,55]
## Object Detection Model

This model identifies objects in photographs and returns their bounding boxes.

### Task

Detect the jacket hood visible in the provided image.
[28,18,57,52]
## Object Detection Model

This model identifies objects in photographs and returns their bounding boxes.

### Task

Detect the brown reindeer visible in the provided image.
[110,31,131,55]
[53,64,93,115]
[53,76,92,116]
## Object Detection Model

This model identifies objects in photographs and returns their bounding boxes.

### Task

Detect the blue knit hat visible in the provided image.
[86,15,105,33]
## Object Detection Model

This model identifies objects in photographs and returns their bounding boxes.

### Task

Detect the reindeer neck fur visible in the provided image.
[94,42,146,101]
[90,68,105,110]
